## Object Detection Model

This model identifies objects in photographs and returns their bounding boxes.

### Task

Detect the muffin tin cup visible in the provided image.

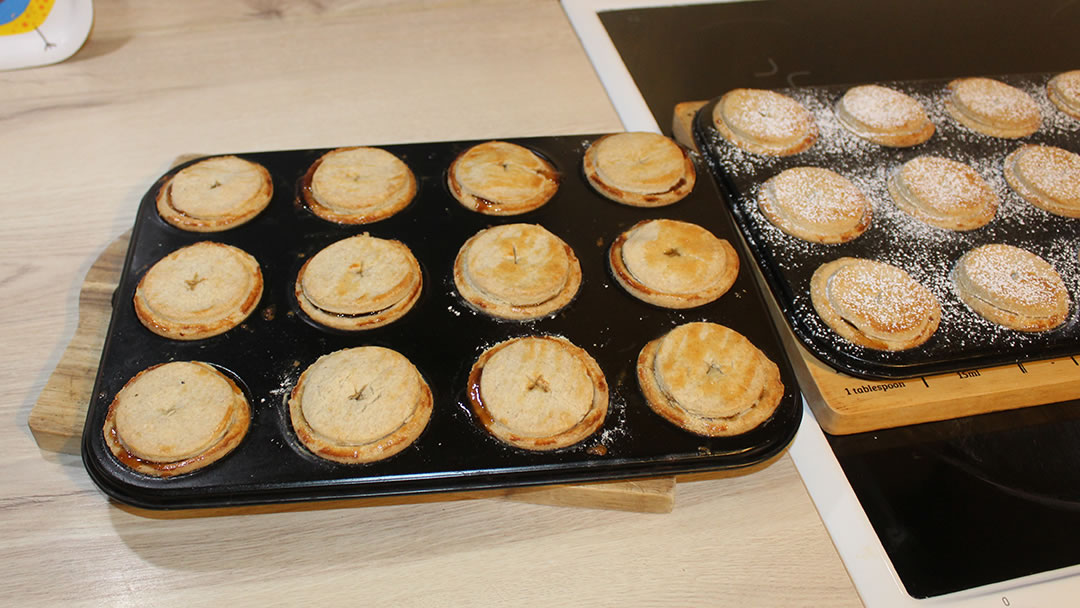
[692,73,1080,380]
[81,135,802,510]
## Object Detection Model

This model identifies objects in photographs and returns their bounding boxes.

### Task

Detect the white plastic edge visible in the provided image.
[0,0,94,71]
[791,401,1080,607]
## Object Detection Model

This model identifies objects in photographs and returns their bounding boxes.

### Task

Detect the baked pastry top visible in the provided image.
[887,155,999,230]
[134,241,263,340]
[103,361,250,477]
[448,141,559,215]
[835,84,935,147]
[583,132,696,207]
[637,322,783,437]
[609,219,739,309]
[1048,70,1080,120]
[156,156,273,232]
[295,234,422,331]
[302,146,416,224]
[758,167,872,244]
[289,346,432,464]
[454,223,581,321]
[1004,144,1080,218]
[952,243,1070,332]
[810,257,941,351]
[944,77,1041,138]
[712,88,817,156]
[468,335,608,451]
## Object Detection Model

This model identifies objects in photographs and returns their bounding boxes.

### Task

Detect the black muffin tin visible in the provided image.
[692,73,1080,380]
[80,134,802,510]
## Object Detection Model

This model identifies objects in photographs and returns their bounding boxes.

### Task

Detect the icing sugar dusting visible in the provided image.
[840,84,927,131]
[901,156,995,214]
[953,77,1040,125]
[697,72,1080,368]
[1015,146,1080,203]
[722,89,813,141]
[830,261,936,334]
[766,167,868,226]
[959,244,1068,312]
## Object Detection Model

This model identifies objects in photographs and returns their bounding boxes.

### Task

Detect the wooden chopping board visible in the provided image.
[28,233,680,514]
[673,101,1080,435]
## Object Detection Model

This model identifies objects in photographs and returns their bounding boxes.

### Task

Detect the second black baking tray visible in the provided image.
[692,73,1080,380]
[81,134,802,510]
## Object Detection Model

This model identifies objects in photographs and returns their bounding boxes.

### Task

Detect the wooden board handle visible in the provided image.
[30,232,129,455]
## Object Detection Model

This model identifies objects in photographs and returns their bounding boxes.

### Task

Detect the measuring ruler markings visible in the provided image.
[839,356,1079,393]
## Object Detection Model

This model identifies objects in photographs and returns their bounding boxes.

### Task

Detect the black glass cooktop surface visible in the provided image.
[600,0,1080,599]
[601,0,1080,138]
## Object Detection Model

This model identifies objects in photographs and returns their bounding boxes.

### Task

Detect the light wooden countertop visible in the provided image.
[0,1,861,605]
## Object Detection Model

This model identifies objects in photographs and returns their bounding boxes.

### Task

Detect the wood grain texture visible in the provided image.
[674,100,1080,435]
[1,3,860,606]
[26,233,126,455]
